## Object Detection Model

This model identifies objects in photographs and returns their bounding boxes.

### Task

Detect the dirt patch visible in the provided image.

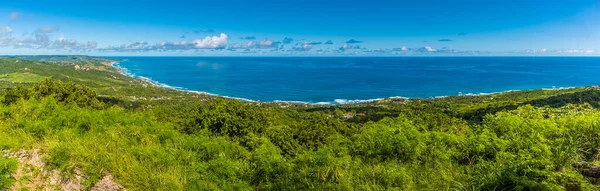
[61,167,85,191]
[2,149,123,191]
[90,174,123,191]
[5,149,57,191]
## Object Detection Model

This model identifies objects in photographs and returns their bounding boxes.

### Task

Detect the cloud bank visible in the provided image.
[0,23,96,51]
[291,41,318,51]
[100,33,229,52]
[3,33,97,51]
[50,35,98,50]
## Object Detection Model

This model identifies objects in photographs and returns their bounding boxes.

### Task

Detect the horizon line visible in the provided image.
[2,54,600,58]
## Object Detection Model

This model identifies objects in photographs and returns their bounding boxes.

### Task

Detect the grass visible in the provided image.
[0,72,47,83]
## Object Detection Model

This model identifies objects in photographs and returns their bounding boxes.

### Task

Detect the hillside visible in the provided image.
[2,56,600,190]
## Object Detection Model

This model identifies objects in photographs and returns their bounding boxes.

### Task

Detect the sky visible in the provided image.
[0,0,599,56]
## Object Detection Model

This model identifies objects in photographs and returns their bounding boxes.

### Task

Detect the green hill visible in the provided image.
[1,56,600,190]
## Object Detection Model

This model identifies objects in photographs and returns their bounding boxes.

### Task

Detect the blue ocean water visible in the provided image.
[113,56,600,104]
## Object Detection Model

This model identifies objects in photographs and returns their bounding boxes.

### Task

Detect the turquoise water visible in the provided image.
[113,56,600,104]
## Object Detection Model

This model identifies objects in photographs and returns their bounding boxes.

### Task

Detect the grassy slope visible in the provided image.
[0,57,179,96]
[0,72,47,83]
[0,57,215,109]
[1,56,600,190]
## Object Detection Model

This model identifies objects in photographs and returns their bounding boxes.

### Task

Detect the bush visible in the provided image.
[3,79,101,108]
[0,157,17,190]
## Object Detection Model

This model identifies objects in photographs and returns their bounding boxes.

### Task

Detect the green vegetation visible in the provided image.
[0,72,47,83]
[1,56,600,190]
[0,157,17,190]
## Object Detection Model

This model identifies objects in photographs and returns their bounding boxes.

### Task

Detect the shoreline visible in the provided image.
[108,60,579,105]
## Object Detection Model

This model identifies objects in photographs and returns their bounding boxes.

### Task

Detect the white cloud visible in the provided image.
[123,41,148,50]
[341,43,360,50]
[291,42,314,51]
[230,39,278,50]
[12,33,51,49]
[525,49,548,54]
[101,34,230,52]
[0,26,13,34]
[193,33,228,49]
[231,41,257,49]
[0,36,15,46]
[0,26,95,51]
[3,32,95,51]
[391,46,410,52]
[561,49,583,53]
[302,43,312,49]
[532,49,599,55]
[99,41,149,52]
[86,41,98,49]
[231,43,245,49]
[342,44,350,49]
[417,46,437,52]
[424,46,437,52]
[246,41,256,48]
[49,35,97,51]
[10,12,21,21]
[259,39,274,48]
[152,41,195,50]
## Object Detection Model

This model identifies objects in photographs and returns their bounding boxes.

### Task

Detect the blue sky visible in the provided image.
[0,0,599,56]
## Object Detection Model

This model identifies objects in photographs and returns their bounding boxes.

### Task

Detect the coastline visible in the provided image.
[108,60,579,105]
[110,60,256,102]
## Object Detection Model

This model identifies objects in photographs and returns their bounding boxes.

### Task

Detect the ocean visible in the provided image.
[112,56,600,104]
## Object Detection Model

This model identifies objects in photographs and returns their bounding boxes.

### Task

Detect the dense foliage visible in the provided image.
[1,80,600,190]
[1,57,600,190]
[0,157,17,190]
